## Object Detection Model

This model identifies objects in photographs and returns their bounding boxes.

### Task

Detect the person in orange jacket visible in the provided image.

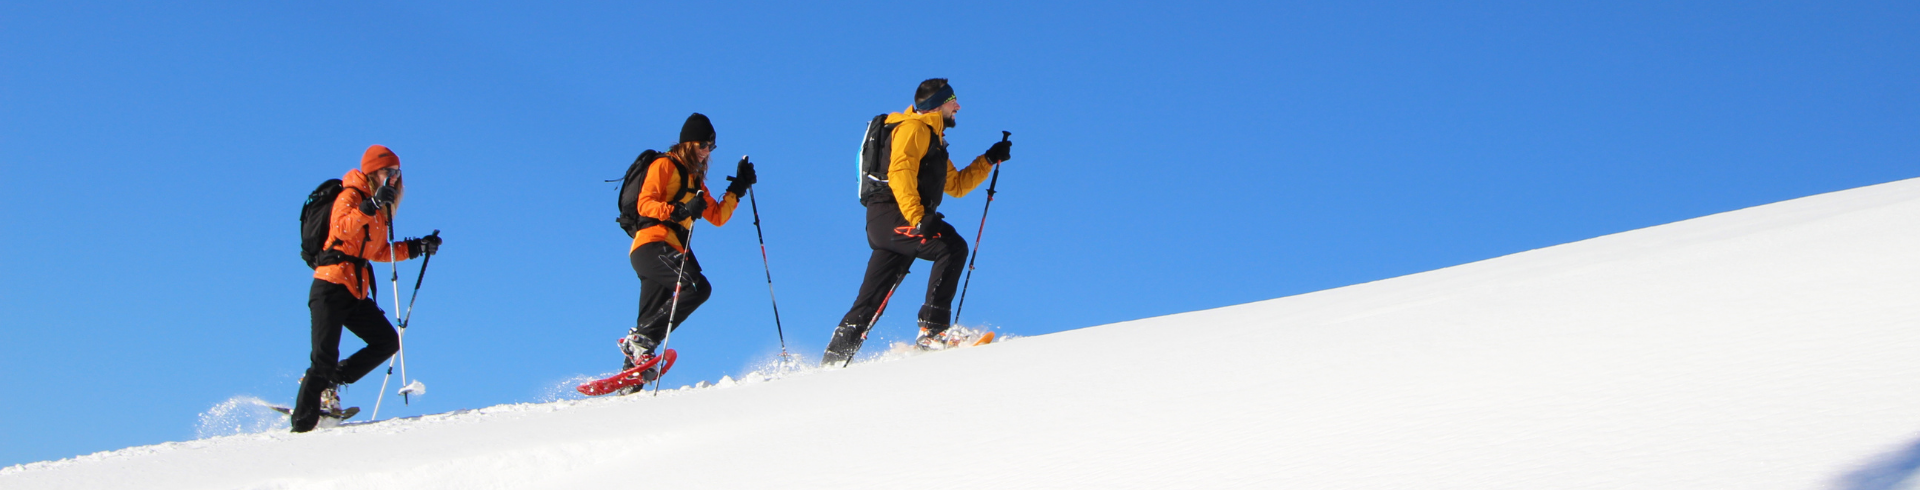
[293,145,441,432]
[823,79,1012,365]
[615,113,755,390]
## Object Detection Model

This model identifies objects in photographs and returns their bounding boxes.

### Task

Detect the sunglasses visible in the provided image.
[371,168,402,188]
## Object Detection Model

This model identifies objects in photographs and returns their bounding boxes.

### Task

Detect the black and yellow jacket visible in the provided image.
[874,107,997,225]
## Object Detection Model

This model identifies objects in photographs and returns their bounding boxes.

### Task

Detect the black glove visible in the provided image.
[894,213,943,240]
[984,140,1012,164]
[372,184,399,208]
[404,234,442,257]
[913,216,935,237]
[668,194,708,221]
[725,157,756,196]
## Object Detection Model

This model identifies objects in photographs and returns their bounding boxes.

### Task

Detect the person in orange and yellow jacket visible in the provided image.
[823,78,1012,366]
[614,113,755,391]
[293,144,442,432]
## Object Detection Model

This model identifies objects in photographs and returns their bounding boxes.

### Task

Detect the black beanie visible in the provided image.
[679,113,716,145]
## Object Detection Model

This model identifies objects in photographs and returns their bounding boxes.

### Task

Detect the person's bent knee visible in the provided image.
[684,278,714,307]
[366,329,400,358]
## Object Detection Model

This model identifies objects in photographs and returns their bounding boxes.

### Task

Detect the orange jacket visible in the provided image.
[886,108,996,226]
[630,155,738,253]
[313,168,412,299]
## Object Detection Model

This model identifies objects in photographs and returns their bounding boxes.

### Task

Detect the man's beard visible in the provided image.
[943,113,957,128]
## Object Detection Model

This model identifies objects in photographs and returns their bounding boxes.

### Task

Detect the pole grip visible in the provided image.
[987,131,1009,194]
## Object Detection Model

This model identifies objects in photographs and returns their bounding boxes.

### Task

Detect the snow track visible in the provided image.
[9,178,1920,489]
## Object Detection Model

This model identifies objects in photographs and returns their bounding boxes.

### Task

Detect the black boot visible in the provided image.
[289,370,336,433]
[822,322,868,366]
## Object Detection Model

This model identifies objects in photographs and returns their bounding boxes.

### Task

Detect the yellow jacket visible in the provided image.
[885,108,996,226]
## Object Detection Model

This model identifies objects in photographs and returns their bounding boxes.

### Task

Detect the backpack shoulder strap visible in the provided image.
[661,153,694,204]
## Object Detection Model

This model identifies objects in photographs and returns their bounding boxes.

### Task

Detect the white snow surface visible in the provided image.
[9,178,1920,489]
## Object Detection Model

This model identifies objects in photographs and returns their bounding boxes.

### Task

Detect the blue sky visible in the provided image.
[1,1,1914,467]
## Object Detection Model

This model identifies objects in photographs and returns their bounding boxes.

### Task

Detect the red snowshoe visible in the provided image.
[577,349,678,396]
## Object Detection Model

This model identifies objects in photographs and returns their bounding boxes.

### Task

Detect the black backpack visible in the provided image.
[300,179,346,269]
[615,150,692,238]
[858,114,901,206]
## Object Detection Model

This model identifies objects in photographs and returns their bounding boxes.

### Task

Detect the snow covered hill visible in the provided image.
[9,178,1920,489]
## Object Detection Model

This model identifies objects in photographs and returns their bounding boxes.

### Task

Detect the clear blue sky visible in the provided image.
[2,1,1914,467]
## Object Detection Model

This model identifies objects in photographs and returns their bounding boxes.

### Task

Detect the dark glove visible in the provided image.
[668,194,708,221]
[913,216,935,237]
[725,157,756,196]
[372,184,399,209]
[404,234,442,257]
[894,213,943,241]
[984,140,1012,164]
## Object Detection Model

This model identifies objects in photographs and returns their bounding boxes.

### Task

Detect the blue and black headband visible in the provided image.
[914,84,956,112]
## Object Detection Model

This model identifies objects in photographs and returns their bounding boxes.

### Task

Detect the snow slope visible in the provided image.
[8,178,1920,489]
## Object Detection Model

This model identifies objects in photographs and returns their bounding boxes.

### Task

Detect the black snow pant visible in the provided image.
[629,241,711,359]
[293,279,400,432]
[823,203,967,365]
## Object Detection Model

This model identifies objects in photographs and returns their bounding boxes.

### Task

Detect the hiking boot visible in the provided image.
[914,304,956,351]
[915,327,954,351]
[619,332,659,366]
[319,385,343,416]
[916,325,984,351]
[822,322,867,366]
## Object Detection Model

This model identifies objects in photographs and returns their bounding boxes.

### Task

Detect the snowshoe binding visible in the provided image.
[915,325,996,351]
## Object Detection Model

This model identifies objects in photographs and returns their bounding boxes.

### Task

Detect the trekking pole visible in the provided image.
[397,230,439,329]
[952,131,1010,327]
[393,229,438,404]
[844,268,910,368]
[371,208,405,420]
[733,183,791,363]
[652,190,702,396]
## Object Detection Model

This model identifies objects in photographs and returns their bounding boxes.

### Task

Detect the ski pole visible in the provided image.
[652,190,702,396]
[372,206,404,421]
[394,229,437,404]
[734,183,791,362]
[952,131,1010,326]
[844,268,910,368]
[397,230,437,329]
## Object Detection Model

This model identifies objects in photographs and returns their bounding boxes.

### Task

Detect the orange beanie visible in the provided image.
[361,145,400,174]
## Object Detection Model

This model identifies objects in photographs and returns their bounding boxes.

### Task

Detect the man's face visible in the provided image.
[940,99,961,128]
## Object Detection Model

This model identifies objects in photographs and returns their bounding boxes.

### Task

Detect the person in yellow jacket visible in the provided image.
[616,113,754,389]
[824,78,1012,365]
[295,145,441,432]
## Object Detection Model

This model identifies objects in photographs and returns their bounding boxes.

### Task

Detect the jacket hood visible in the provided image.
[341,168,372,192]
[886,108,948,138]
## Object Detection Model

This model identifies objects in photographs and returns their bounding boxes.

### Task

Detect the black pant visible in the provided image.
[293,279,399,432]
[631,241,711,346]
[826,204,967,363]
